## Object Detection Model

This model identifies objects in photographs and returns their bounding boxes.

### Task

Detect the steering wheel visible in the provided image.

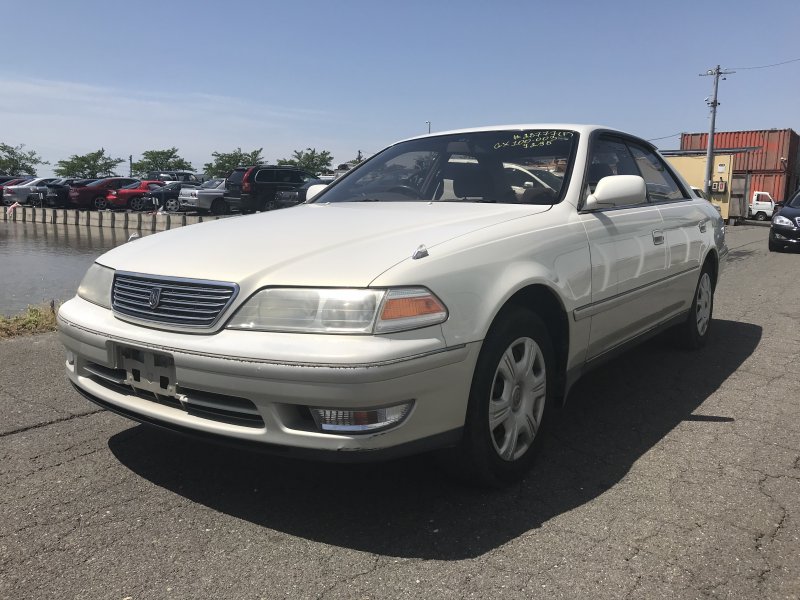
[387,185,421,199]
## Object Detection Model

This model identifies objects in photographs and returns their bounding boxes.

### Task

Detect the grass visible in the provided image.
[0,301,59,339]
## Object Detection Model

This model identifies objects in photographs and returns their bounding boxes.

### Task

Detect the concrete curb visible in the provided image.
[1,206,223,230]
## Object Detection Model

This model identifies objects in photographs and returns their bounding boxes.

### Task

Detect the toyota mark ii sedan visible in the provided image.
[58,124,727,485]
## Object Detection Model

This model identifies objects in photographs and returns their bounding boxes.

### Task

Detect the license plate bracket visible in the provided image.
[116,345,177,396]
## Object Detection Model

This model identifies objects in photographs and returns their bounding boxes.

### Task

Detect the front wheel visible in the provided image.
[444,307,555,487]
[128,196,146,211]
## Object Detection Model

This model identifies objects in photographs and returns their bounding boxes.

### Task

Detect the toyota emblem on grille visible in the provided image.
[148,287,162,309]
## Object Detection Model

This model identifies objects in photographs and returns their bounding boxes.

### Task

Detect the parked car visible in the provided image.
[146,171,201,183]
[0,177,32,202]
[768,189,800,251]
[2,177,59,206]
[145,181,199,213]
[225,165,317,213]
[178,178,226,214]
[43,178,97,208]
[67,177,140,210]
[273,178,328,208]
[106,180,166,211]
[59,124,726,486]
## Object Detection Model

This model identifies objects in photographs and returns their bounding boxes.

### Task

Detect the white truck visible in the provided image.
[748,191,776,221]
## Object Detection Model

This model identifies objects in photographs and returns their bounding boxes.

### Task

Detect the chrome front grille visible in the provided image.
[112,272,238,327]
[795,217,800,228]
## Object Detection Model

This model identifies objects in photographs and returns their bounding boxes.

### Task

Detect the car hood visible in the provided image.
[97,202,550,287]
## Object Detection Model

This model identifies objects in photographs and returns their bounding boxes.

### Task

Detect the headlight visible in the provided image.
[772,215,793,227]
[77,263,114,308]
[227,287,447,334]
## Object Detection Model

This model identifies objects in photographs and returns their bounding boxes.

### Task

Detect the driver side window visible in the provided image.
[585,137,640,199]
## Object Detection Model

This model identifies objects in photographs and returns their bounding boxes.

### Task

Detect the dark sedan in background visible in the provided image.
[769,191,800,252]
[145,181,199,212]
[44,178,97,207]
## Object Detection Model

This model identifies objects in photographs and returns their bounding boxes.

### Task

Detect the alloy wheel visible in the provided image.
[695,272,712,335]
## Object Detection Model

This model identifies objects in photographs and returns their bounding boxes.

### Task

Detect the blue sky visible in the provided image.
[2,0,799,176]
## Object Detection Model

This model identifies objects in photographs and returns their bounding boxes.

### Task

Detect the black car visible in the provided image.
[274,179,328,208]
[225,165,316,213]
[144,181,199,212]
[44,178,97,208]
[769,191,800,251]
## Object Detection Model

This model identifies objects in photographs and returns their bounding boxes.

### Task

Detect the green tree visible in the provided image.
[0,143,48,176]
[277,148,333,175]
[131,147,193,176]
[203,148,264,177]
[54,148,125,178]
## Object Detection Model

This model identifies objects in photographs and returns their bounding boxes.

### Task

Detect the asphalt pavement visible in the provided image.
[1,223,798,599]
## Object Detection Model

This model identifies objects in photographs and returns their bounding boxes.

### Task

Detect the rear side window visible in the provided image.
[227,169,247,184]
[255,169,277,183]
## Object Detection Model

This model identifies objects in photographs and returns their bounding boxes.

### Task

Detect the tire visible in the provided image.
[93,196,107,210]
[444,307,555,487]
[755,212,768,221]
[128,196,146,211]
[163,197,180,213]
[675,261,714,349]
[768,239,781,252]
[210,198,227,216]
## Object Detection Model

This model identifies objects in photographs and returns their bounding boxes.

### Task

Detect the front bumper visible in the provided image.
[770,225,800,248]
[58,296,479,458]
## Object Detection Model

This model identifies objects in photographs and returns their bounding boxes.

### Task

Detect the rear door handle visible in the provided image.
[652,230,665,245]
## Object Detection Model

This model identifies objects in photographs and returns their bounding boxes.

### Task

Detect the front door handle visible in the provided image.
[652,230,665,245]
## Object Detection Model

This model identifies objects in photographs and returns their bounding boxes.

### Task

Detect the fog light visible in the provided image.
[310,401,413,434]
[66,351,75,365]
[774,232,787,240]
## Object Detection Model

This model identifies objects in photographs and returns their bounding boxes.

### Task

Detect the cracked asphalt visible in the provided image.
[1,223,798,600]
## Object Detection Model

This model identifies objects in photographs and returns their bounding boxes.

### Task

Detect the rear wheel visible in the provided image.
[163,197,181,213]
[755,212,768,221]
[444,307,554,487]
[210,198,228,215]
[93,196,107,210]
[675,261,714,349]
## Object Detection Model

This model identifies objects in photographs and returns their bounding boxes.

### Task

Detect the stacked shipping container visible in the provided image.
[680,129,799,202]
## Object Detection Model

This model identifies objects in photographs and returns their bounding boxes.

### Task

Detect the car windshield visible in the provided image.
[313,129,577,204]
[200,179,223,189]
[788,191,800,209]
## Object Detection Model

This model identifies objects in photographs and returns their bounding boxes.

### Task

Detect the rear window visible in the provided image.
[227,169,248,184]
[121,182,141,189]
[87,179,110,187]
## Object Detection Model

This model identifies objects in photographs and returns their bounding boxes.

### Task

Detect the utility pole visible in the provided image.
[129,155,133,177]
[425,121,431,134]
[699,65,734,196]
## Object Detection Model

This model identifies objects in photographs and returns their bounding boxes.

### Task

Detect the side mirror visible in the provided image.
[584,175,647,210]
[306,184,328,202]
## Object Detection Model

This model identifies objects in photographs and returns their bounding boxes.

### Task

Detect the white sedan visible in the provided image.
[58,124,727,486]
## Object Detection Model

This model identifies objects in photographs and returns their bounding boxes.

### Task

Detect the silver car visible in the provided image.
[178,178,227,214]
[58,124,727,486]
[3,177,58,206]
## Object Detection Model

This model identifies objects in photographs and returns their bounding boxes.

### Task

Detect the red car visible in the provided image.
[106,180,165,211]
[67,177,139,209]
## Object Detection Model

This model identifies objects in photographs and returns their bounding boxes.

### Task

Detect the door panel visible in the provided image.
[656,201,707,317]
[581,206,668,359]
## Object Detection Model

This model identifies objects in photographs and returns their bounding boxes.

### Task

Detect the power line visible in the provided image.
[730,57,800,70]
[647,133,682,142]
